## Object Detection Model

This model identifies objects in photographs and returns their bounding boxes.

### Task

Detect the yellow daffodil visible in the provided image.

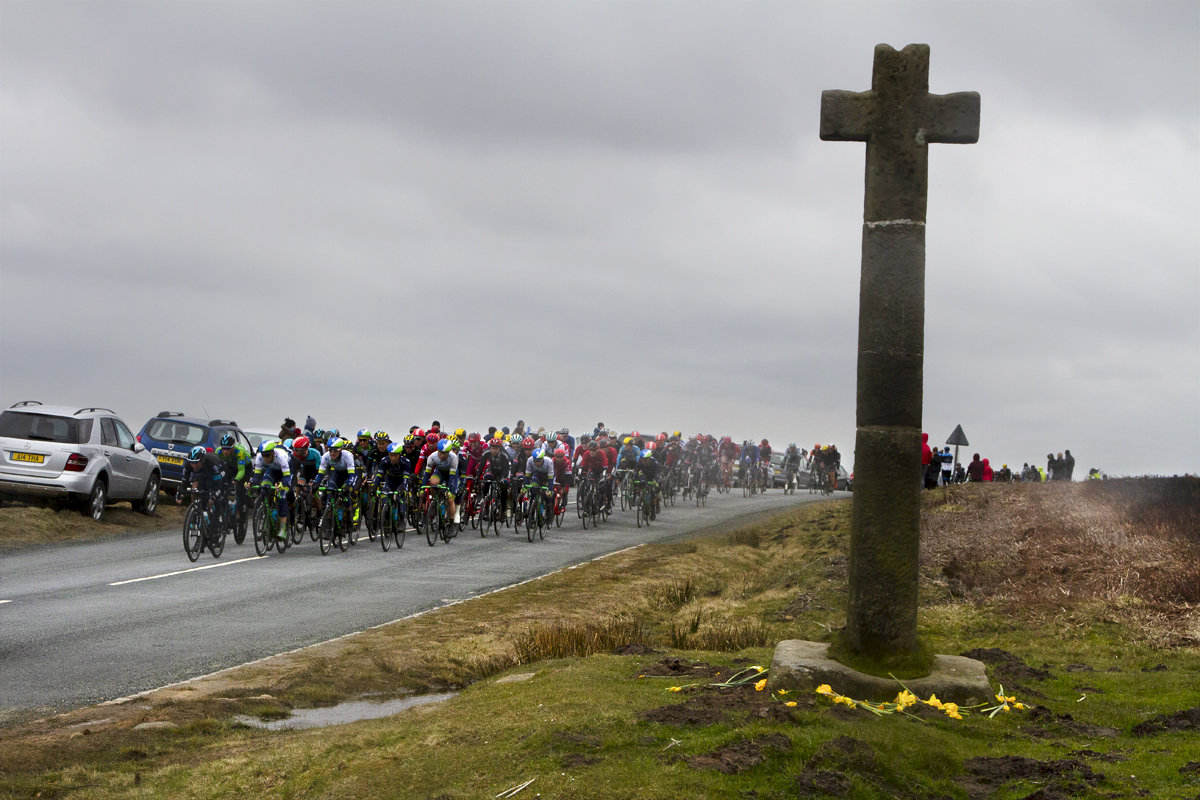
[943,702,959,714]
[755,678,768,692]
[668,686,682,692]
[924,694,945,710]
[777,689,788,695]
[785,701,798,708]
[1013,702,1026,710]
[946,709,963,720]
[894,690,917,708]
[816,684,834,695]
[751,665,764,672]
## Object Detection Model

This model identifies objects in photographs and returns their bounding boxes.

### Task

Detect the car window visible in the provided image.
[112,419,136,449]
[100,417,118,446]
[0,411,87,444]
[144,419,207,445]
[237,431,253,451]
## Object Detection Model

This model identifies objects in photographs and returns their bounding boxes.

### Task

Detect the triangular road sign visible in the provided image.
[946,425,969,447]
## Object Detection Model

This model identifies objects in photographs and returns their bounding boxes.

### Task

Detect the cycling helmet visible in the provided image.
[467,431,481,442]
[328,437,344,450]
[387,441,404,455]
[488,438,502,448]
[262,441,279,454]
[187,445,206,462]
[356,428,372,440]
[508,433,523,445]
[522,436,536,450]
[588,440,599,450]
[788,442,797,450]
[532,448,546,460]
[413,428,426,439]
[598,437,610,447]
[623,437,633,445]
[326,428,340,439]
[761,439,769,447]
[426,432,439,444]
[723,436,732,443]
[655,432,667,443]
[554,446,567,457]
[640,449,653,460]
[631,430,641,439]
[374,430,390,442]
[668,434,680,443]
[402,433,416,445]
[283,438,294,449]
[647,441,658,451]
[449,439,461,451]
[293,436,311,450]
[437,439,452,453]
[672,430,681,438]
[313,429,325,442]
[218,432,236,448]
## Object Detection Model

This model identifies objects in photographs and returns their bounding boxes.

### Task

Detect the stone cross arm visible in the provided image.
[819,43,979,145]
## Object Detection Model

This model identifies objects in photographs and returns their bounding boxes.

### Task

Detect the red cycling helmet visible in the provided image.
[723,436,732,443]
[647,441,658,451]
[554,446,567,457]
[522,436,536,450]
[760,439,769,447]
[413,428,426,439]
[631,430,640,439]
[655,433,667,443]
[426,432,439,443]
[292,436,311,449]
[467,432,481,442]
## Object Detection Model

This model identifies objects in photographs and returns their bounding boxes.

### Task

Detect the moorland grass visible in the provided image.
[3,481,1198,799]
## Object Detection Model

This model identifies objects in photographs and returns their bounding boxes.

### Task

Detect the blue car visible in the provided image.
[135,412,254,489]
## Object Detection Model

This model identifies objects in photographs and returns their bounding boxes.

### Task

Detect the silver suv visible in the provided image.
[0,401,161,521]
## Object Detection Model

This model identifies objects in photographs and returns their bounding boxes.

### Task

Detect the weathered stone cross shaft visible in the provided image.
[821,44,979,658]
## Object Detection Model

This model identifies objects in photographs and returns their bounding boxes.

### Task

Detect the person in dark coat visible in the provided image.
[967,453,984,482]
[1046,453,1057,481]
[1064,450,1075,481]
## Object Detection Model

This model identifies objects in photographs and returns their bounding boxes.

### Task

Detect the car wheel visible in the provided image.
[132,474,160,516]
[84,479,107,521]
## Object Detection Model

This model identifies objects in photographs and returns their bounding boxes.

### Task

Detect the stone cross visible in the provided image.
[821,44,979,659]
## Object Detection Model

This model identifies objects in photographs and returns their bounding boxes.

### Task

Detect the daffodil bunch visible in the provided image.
[980,685,1025,717]
[664,665,767,695]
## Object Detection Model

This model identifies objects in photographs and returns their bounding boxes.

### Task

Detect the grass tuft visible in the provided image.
[512,615,646,663]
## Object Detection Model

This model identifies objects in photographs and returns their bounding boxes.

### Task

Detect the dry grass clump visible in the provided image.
[0,496,186,549]
[512,615,646,663]
[921,478,1200,644]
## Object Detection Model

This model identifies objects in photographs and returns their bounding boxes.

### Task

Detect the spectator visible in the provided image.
[922,433,937,489]
[940,447,953,486]
[1046,453,1057,481]
[967,453,984,482]
[998,463,1012,482]
[953,463,967,483]
[594,422,606,438]
[981,458,994,482]
[1064,450,1076,481]
[279,418,298,440]
[513,420,526,437]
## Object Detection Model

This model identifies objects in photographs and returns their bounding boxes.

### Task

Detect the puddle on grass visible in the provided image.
[235,692,456,730]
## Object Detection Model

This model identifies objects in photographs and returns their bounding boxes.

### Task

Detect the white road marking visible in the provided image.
[108,556,264,586]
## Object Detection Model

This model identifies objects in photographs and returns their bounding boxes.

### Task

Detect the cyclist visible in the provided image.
[508,435,536,514]
[577,439,610,507]
[313,437,357,520]
[633,448,661,512]
[422,439,459,523]
[826,445,842,491]
[177,445,226,513]
[524,448,556,518]
[400,433,423,474]
[477,437,512,519]
[758,439,773,489]
[781,442,802,487]
[253,441,292,537]
[216,432,252,527]
[373,441,413,520]
[551,446,572,510]
[739,440,759,488]
[289,435,321,519]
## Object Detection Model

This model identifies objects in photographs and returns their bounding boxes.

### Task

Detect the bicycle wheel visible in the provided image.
[335,501,350,552]
[425,498,439,546]
[209,514,226,558]
[252,504,269,556]
[525,497,535,542]
[392,501,406,549]
[183,505,203,562]
[272,511,288,554]
[378,496,392,551]
[346,496,359,546]
[538,498,547,540]
[316,503,332,555]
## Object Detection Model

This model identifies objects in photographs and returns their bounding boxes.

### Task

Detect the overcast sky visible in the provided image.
[2,1,1197,476]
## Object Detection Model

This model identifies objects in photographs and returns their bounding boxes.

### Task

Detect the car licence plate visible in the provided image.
[10,452,46,464]
[157,455,185,466]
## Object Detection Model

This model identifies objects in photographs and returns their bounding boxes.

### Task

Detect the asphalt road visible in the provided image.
[1,489,839,720]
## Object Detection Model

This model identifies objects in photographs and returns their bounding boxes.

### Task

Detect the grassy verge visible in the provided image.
[0,494,185,550]
[3,482,1198,799]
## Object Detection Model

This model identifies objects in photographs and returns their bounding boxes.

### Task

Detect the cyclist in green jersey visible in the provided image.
[217,432,252,527]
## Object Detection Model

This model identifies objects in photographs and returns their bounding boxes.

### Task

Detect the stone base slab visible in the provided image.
[769,640,992,705]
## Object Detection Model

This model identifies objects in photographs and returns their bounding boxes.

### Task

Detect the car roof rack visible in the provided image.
[209,420,238,427]
[10,400,43,408]
[156,411,185,418]
[75,407,116,415]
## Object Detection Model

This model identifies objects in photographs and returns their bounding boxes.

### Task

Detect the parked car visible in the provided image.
[0,401,162,520]
[135,412,253,490]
